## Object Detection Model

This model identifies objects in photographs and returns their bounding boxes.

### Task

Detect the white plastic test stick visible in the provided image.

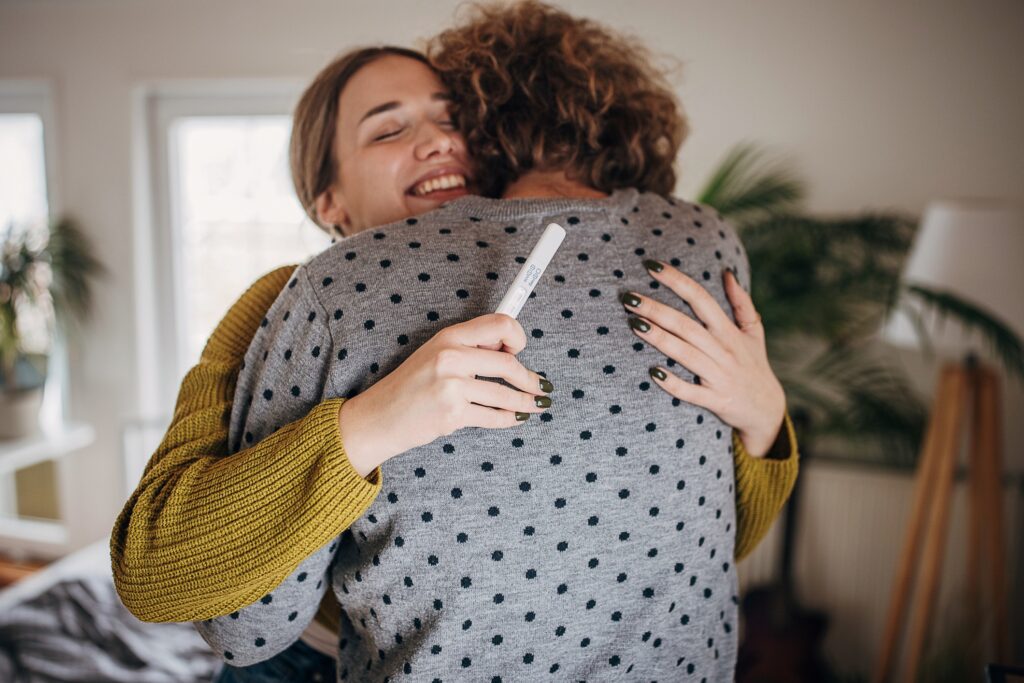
[494,222,566,319]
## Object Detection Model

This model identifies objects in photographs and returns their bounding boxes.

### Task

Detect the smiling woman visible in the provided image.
[112,43,552,681]
[289,50,473,237]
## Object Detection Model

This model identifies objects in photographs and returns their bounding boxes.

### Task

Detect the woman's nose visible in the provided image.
[414,122,457,160]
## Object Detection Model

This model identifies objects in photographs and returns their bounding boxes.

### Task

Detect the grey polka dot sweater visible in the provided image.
[198,189,753,681]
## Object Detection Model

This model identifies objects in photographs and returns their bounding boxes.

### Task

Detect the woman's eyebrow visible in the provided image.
[359,101,401,125]
[358,92,451,126]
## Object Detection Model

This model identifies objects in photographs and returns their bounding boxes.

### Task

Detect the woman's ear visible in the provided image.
[315,188,349,234]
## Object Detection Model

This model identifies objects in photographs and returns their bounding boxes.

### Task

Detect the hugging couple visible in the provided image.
[112,1,799,681]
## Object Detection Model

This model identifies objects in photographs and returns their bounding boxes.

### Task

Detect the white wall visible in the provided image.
[0,0,1022,671]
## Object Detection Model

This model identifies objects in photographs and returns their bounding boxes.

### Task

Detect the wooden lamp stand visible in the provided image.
[873,353,1010,683]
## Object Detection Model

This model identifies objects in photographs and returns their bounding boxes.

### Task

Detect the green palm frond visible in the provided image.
[46,216,106,330]
[740,212,917,342]
[697,141,1021,467]
[695,140,806,228]
[899,284,1024,381]
[0,215,103,388]
[810,348,927,463]
[775,339,928,467]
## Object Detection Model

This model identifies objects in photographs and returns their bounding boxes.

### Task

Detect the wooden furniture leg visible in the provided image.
[903,365,968,683]
[874,358,1010,682]
[873,364,964,683]
[977,366,1009,660]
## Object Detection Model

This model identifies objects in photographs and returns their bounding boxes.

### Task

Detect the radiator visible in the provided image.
[737,458,1023,676]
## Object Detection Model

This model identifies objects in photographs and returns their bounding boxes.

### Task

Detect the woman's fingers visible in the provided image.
[627,314,722,384]
[648,365,721,413]
[724,269,764,340]
[461,402,529,429]
[621,291,732,367]
[643,260,740,344]
[464,376,551,416]
[446,312,528,355]
[437,343,551,396]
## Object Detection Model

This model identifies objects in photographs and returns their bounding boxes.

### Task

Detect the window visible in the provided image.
[140,85,330,417]
[0,113,50,359]
[0,83,73,539]
[169,115,331,362]
[0,113,49,234]
[0,82,62,432]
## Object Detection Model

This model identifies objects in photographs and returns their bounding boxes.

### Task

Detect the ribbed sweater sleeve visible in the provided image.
[732,409,800,562]
[109,266,383,623]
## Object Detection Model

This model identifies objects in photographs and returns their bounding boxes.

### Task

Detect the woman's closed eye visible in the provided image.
[373,127,404,142]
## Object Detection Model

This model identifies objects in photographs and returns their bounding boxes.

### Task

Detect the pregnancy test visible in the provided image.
[495,222,566,318]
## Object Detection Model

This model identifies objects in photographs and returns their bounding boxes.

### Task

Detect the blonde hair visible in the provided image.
[289,46,430,232]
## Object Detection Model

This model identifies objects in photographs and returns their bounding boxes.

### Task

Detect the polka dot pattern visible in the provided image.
[214,189,747,680]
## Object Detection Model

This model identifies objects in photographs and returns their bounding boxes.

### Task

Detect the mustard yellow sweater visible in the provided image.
[110,266,799,624]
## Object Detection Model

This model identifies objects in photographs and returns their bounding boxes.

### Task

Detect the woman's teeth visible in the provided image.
[413,174,466,196]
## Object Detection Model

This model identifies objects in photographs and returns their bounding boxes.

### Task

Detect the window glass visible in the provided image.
[169,116,330,361]
[0,113,48,233]
[0,113,50,355]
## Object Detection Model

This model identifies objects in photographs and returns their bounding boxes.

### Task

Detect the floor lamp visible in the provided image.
[872,199,1023,683]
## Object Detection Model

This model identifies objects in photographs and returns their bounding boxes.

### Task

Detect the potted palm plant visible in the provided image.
[0,216,103,439]
[706,142,1024,683]
[697,141,1023,467]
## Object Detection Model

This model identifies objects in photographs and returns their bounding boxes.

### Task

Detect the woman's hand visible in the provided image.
[338,313,553,476]
[622,259,786,458]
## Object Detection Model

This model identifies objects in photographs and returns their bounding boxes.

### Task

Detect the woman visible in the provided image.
[111,4,797,680]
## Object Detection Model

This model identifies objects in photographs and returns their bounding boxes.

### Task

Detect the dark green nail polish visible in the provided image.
[628,317,651,333]
[516,412,530,422]
[643,259,664,273]
[621,292,641,308]
[650,367,667,381]
[539,378,554,393]
[535,396,551,408]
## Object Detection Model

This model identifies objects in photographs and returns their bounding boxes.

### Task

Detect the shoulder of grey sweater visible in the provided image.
[655,191,753,294]
[227,263,334,452]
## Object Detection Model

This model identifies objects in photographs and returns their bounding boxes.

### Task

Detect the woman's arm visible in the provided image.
[732,409,799,562]
[110,266,382,623]
[193,536,337,666]
[190,264,365,665]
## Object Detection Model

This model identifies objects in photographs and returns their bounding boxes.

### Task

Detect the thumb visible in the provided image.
[450,313,526,354]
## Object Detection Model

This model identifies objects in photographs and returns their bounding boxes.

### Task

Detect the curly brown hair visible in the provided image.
[427,0,687,198]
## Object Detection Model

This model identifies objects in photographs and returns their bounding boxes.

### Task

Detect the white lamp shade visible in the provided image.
[879,199,1024,359]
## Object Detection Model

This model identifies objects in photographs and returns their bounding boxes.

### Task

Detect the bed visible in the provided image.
[0,539,222,683]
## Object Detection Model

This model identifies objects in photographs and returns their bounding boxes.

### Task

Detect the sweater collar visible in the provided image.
[430,187,641,223]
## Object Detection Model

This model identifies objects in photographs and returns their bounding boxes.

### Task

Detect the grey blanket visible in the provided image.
[0,573,221,683]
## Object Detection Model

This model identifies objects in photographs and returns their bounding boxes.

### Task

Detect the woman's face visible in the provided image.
[317,55,474,235]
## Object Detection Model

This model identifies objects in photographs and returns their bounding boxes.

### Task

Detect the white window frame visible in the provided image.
[131,80,303,430]
[0,80,64,431]
[0,80,86,553]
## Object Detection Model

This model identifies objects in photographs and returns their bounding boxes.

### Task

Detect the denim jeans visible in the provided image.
[214,639,335,682]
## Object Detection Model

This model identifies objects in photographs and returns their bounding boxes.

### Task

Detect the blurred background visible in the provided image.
[0,0,1021,681]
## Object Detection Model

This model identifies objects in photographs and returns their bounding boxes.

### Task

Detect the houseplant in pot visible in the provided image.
[697,141,1023,467]
[703,142,1024,682]
[0,216,103,439]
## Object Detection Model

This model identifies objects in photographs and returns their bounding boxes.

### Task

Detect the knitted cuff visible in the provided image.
[733,410,800,561]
